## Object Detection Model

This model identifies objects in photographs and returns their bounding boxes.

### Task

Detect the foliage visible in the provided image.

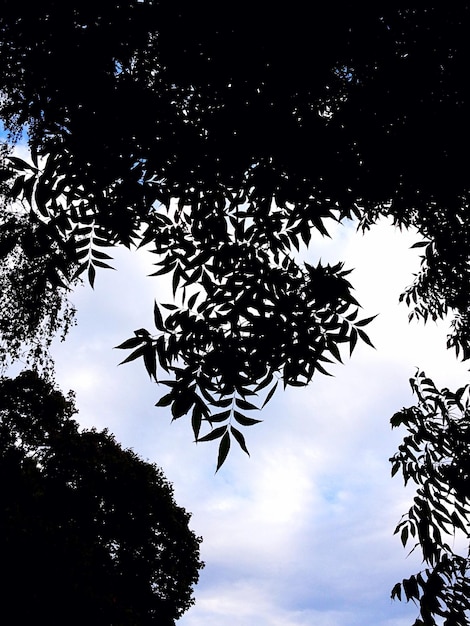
[0,6,469,468]
[1,3,470,620]
[0,1,397,463]
[391,372,470,625]
[0,370,203,625]
[0,200,76,372]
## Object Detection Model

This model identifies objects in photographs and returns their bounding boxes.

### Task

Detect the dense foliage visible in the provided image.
[1,5,470,620]
[391,373,470,626]
[3,4,470,463]
[0,370,203,625]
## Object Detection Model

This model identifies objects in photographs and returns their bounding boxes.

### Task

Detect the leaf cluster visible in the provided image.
[390,372,470,625]
[398,205,470,361]
[116,200,375,468]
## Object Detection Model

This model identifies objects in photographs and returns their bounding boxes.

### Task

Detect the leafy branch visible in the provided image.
[391,372,470,624]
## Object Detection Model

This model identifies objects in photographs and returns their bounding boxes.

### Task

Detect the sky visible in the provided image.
[48,214,470,626]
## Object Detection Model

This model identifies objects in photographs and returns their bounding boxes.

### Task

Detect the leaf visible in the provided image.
[72,261,89,280]
[230,426,250,456]
[349,327,358,355]
[313,361,332,377]
[355,314,378,328]
[187,292,199,309]
[327,340,343,364]
[357,328,375,348]
[134,328,151,337]
[88,263,96,288]
[391,461,401,478]
[155,393,173,407]
[75,247,89,260]
[262,381,278,408]
[154,301,164,331]
[401,525,409,548]
[149,263,176,277]
[235,398,258,411]
[402,576,419,602]
[7,156,34,171]
[143,345,157,380]
[450,511,467,533]
[115,336,144,350]
[156,335,168,372]
[172,266,181,296]
[197,425,227,443]
[390,411,404,428]
[208,410,231,423]
[233,411,262,426]
[73,226,93,237]
[172,392,195,419]
[211,397,233,408]
[118,345,146,365]
[93,259,115,270]
[216,431,231,472]
[91,248,113,260]
[254,373,274,392]
[391,582,402,601]
[191,406,202,440]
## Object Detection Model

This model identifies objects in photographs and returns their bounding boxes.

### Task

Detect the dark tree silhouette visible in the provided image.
[391,373,470,626]
[4,4,469,458]
[0,370,203,626]
[1,7,470,620]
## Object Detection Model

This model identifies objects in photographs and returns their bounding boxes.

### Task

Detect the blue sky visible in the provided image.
[47,214,469,626]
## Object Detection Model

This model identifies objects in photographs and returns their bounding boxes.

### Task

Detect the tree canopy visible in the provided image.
[2,4,469,461]
[0,370,203,625]
[1,6,470,622]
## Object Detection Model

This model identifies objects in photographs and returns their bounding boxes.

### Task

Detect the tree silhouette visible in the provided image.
[391,373,470,626]
[0,370,203,625]
[5,4,466,455]
[2,6,470,620]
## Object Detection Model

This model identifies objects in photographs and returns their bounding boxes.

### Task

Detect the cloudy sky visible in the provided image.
[48,214,469,626]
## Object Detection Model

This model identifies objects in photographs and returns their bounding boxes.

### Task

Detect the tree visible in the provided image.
[1,5,470,618]
[0,370,203,625]
[3,4,469,458]
[391,373,470,626]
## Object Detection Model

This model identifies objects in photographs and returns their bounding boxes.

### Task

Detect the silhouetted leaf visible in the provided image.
[143,345,157,380]
[349,327,358,355]
[172,392,195,419]
[197,425,227,443]
[261,382,278,408]
[230,426,250,456]
[92,259,115,270]
[216,431,231,472]
[155,393,173,407]
[154,301,164,331]
[191,405,202,440]
[88,263,96,288]
[115,336,144,350]
[235,398,258,411]
[391,583,402,601]
[187,292,199,309]
[91,248,113,260]
[355,315,378,328]
[233,412,263,426]
[7,156,34,171]
[357,328,375,348]
[118,345,146,365]
[208,410,231,423]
